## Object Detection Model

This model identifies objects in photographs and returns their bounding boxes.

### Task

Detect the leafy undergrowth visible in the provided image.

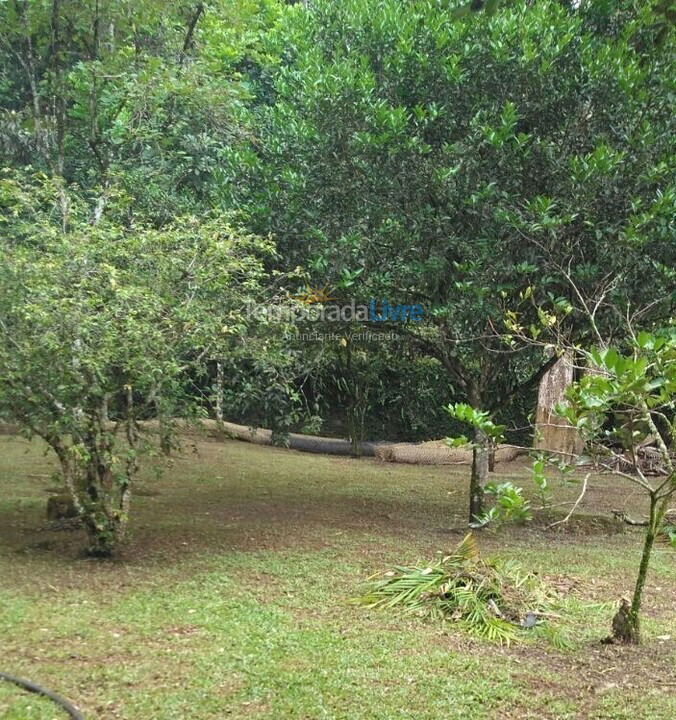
[359,533,560,645]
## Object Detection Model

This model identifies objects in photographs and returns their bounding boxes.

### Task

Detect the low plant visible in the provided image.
[477,481,532,527]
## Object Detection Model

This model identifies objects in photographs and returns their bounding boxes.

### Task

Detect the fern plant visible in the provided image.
[357,534,554,645]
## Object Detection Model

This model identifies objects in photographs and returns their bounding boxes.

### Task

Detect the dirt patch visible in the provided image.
[509,639,676,716]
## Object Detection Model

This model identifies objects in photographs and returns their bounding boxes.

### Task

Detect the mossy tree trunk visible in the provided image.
[56,447,131,557]
[613,489,671,643]
[48,400,137,557]
[79,463,131,557]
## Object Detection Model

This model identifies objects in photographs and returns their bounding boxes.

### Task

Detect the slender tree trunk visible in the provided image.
[179,2,205,65]
[470,427,489,524]
[156,396,172,456]
[215,361,224,425]
[611,492,665,644]
[467,382,489,524]
[82,472,109,557]
[630,496,658,620]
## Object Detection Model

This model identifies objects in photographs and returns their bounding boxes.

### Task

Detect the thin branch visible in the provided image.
[546,473,589,529]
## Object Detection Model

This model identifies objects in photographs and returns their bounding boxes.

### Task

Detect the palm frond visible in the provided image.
[356,533,557,645]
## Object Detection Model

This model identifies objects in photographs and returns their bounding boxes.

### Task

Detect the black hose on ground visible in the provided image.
[0,672,85,719]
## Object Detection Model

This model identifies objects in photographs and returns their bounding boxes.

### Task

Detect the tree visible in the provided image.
[558,334,675,644]
[231,0,674,514]
[445,403,508,524]
[0,0,281,224]
[0,171,274,556]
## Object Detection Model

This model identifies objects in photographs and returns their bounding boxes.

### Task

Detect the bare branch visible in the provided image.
[546,473,589,529]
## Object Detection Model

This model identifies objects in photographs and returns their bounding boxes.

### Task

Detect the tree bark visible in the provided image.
[470,427,489,524]
[614,493,662,643]
[215,361,224,425]
[179,3,205,65]
[534,350,581,459]
[61,458,129,557]
[610,491,670,644]
[488,438,496,472]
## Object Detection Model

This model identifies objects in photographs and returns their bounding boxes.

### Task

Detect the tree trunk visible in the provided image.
[48,433,132,557]
[610,493,662,643]
[610,492,670,644]
[488,439,496,472]
[534,350,582,459]
[215,361,224,426]
[82,507,127,557]
[156,397,172,456]
[79,467,129,558]
[60,456,130,557]
[470,427,489,524]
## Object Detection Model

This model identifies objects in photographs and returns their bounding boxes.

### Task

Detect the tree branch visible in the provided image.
[179,3,205,65]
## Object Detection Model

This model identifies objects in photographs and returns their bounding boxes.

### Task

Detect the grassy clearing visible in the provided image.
[0,433,674,719]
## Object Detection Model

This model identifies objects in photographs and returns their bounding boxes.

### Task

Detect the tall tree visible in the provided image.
[0,0,281,223]
[231,0,674,519]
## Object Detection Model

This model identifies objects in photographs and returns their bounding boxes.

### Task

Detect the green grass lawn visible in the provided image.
[0,433,674,720]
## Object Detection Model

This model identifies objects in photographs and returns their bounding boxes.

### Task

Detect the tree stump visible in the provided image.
[534,350,583,459]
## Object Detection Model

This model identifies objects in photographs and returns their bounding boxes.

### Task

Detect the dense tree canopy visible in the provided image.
[0,0,279,222]
[233,0,674,421]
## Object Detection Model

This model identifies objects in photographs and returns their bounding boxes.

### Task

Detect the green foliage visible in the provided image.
[664,524,676,548]
[531,456,551,506]
[546,331,676,642]
[0,0,301,552]
[3,0,673,450]
[477,482,532,526]
[0,0,280,223]
[445,403,506,443]
[558,333,676,448]
[358,534,554,645]
[304,341,467,442]
[233,0,674,439]
[0,170,275,553]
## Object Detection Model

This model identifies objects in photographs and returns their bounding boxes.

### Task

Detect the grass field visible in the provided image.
[0,432,674,720]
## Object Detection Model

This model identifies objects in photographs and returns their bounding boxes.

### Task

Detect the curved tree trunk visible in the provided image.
[612,492,667,644]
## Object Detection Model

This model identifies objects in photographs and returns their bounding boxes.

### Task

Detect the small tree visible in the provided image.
[558,335,675,643]
[445,403,506,524]
[0,173,273,556]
